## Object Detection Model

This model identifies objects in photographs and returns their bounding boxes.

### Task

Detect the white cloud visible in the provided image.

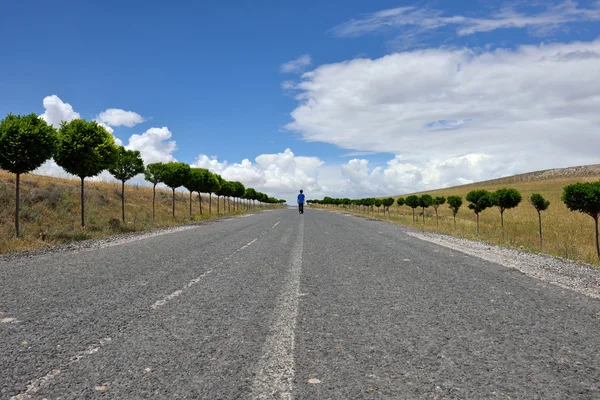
[286,39,600,194]
[125,127,177,164]
[280,54,312,74]
[331,1,600,46]
[192,148,325,202]
[97,108,145,127]
[40,95,80,128]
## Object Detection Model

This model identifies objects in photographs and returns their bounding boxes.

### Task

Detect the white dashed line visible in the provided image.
[251,218,304,399]
[272,221,280,229]
[151,270,213,310]
[10,338,112,400]
[1,317,21,324]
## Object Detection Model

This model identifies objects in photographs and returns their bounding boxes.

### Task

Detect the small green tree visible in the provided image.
[418,194,433,224]
[0,113,57,237]
[447,195,463,230]
[396,197,405,215]
[184,168,205,217]
[144,162,166,221]
[382,197,395,216]
[562,182,600,258]
[466,189,493,235]
[405,195,419,222]
[530,193,550,249]
[161,162,191,217]
[108,147,145,222]
[55,119,118,228]
[374,199,382,214]
[491,188,522,239]
[231,181,246,211]
[432,196,446,226]
[244,187,257,211]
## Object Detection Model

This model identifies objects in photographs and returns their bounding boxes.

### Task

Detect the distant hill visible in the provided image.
[477,164,600,186]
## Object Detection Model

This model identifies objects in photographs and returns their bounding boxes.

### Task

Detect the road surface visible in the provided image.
[1,209,599,399]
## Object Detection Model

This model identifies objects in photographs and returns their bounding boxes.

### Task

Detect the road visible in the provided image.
[1,209,599,399]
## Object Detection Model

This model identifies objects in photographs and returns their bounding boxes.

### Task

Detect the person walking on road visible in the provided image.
[298,190,305,214]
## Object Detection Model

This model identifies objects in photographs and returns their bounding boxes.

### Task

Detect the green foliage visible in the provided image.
[396,197,405,206]
[203,170,221,194]
[530,193,550,212]
[108,147,145,183]
[418,194,433,209]
[447,195,463,215]
[405,195,419,209]
[382,197,395,208]
[466,189,493,215]
[231,181,246,198]
[55,119,118,178]
[561,182,600,218]
[161,162,191,190]
[433,196,446,209]
[244,187,257,200]
[144,162,166,187]
[492,188,522,213]
[0,113,57,174]
[374,199,382,208]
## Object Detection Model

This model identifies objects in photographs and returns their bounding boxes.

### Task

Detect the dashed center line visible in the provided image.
[151,270,213,310]
[272,221,280,229]
[10,337,112,400]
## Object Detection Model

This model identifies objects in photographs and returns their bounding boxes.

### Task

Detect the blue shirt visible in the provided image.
[297,193,305,204]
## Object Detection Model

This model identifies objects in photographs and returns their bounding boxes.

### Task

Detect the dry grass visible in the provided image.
[0,170,273,254]
[319,174,600,265]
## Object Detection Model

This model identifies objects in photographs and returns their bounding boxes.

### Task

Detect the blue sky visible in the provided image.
[1,0,600,202]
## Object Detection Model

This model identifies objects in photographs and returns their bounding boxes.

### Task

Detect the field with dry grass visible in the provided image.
[0,170,277,254]
[317,165,600,266]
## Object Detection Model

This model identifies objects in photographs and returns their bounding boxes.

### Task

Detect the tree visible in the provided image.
[216,177,232,214]
[562,182,600,258]
[432,196,446,226]
[396,197,405,214]
[55,119,118,228]
[382,197,395,216]
[418,194,433,224]
[244,188,257,210]
[0,113,57,237]
[184,168,205,217]
[374,199,382,214]
[491,188,522,239]
[530,193,550,249]
[205,171,221,214]
[144,163,166,222]
[161,162,191,217]
[466,189,493,235]
[405,195,420,222]
[108,147,145,222]
[214,175,226,214]
[447,195,463,230]
[231,181,246,211]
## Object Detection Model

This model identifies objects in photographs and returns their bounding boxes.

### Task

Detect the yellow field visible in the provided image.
[0,170,276,254]
[318,174,600,266]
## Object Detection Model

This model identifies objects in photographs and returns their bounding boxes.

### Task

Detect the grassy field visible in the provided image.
[0,170,276,254]
[317,167,600,266]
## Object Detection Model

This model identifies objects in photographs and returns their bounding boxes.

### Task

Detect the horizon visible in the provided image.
[1,0,599,204]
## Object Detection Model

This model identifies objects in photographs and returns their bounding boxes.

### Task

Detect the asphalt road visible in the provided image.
[1,208,599,399]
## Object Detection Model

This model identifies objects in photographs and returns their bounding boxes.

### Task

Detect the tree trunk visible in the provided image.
[538,210,543,249]
[217,196,220,214]
[15,173,20,238]
[121,180,126,222]
[152,184,156,222]
[501,209,505,240]
[594,214,600,258]
[453,213,456,230]
[422,207,425,224]
[412,208,415,222]
[80,177,85,228]
[198,193,203,215]
[189,191,193,217]
[435,208,439,226]
[172,188,175,217]
[209,193,212,214]
[476,213,480,235]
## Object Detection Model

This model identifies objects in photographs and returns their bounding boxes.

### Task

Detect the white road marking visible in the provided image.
[272,221,280,229]
[251,217,304,400]
[10,338,112,400]
[1,317,20,324]
[151,270,213,310]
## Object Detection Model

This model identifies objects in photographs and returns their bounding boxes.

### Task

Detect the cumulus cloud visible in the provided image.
[286,39,600,194]
[97,108,145,127]
[124,127,177,164]
[280,54,312,74]
[40,95,80,128]
[331,1,600,43]
[192,148,325,201]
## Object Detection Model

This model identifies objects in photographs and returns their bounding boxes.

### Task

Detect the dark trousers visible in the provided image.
[298,203,304,213]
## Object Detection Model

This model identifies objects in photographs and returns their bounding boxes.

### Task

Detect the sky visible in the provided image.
[1,0,599,203]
